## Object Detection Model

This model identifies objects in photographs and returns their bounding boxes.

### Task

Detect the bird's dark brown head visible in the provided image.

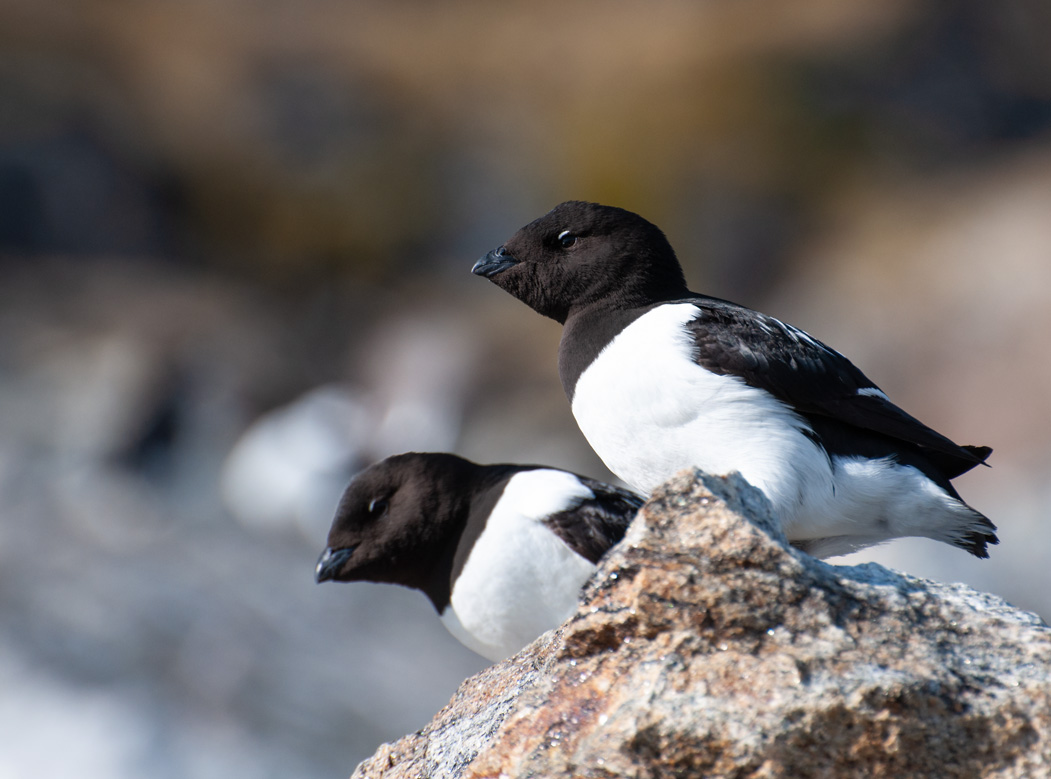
[472,201,688,323]
[314,453,478,599]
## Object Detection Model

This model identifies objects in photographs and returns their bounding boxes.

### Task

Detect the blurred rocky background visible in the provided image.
[1,1,1049,777]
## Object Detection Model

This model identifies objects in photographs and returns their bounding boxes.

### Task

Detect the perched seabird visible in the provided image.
[315,452,643,660]
[472,200,996,559]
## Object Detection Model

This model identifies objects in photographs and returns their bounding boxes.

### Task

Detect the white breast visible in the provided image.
[570,304,834,531]
[441,470,598,661]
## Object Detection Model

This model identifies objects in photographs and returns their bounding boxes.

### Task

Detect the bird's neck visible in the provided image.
[558,302,651,402]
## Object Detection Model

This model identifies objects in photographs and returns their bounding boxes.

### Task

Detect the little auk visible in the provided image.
[315,452,643,660]
[472,200,996,559]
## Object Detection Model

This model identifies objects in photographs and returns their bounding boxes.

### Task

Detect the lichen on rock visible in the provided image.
[352,470,1051,779]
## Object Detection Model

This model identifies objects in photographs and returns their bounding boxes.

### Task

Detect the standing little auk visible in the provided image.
[472,200,996,559]
[315,452,643,661]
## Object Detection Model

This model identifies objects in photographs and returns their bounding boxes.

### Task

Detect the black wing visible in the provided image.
[542,479,644,564]
[684,297,991,476]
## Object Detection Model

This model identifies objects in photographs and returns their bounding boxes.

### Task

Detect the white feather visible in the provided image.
[572,304,831,522]
[441,470,597,661]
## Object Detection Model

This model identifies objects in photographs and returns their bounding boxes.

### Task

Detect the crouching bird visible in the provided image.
[472,200,996,559]
[316,452,643,661]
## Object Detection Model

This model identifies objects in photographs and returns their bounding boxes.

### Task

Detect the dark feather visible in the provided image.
[541,478,643,564]
[684,296,991,474]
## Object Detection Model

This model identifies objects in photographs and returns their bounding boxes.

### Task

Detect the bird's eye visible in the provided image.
[367,498,389,518]
[557,229,577,248]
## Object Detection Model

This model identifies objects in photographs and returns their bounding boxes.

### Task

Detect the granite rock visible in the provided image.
[352,470,1051,779]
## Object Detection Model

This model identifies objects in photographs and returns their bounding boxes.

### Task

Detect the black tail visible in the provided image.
[955,509,999,559]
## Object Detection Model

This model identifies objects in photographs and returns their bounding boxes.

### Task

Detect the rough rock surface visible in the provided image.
[352,470,1051,779]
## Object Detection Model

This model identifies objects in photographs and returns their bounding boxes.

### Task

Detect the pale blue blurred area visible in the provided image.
[2,1,1050,776]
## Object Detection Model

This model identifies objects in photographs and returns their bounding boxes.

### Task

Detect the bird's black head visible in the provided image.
[472,201,688,323]
[315,453,478,604]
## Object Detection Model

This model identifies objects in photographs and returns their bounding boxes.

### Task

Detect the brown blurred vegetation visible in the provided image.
[4,0,1048,282]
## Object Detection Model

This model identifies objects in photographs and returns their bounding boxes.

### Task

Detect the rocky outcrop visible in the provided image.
[352,471,1051,779]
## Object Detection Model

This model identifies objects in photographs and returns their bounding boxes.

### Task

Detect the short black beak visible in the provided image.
[315,546,355,583]
[471,246,519,278]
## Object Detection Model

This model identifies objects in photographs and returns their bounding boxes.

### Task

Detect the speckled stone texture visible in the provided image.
[352,470,1051,779]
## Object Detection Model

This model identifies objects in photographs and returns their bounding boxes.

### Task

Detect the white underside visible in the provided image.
[441,470,598,661]
[571,303,984,556]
